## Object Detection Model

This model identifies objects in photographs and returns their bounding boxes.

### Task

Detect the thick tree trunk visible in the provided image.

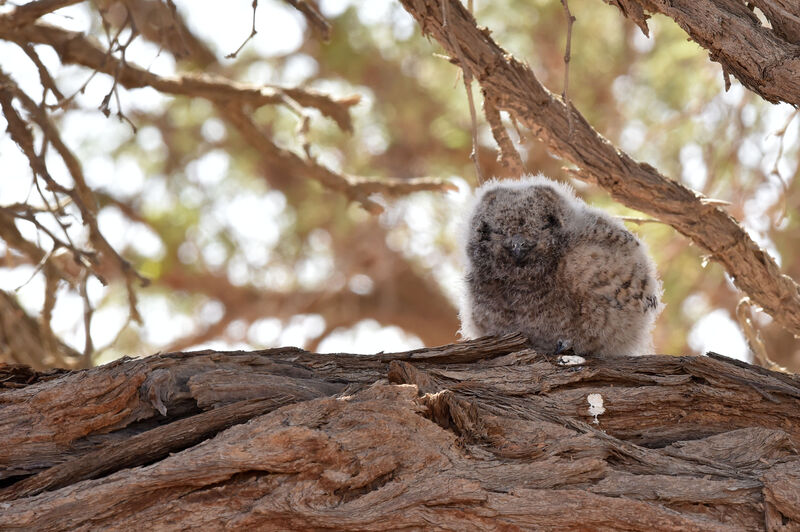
[0,335,798,530]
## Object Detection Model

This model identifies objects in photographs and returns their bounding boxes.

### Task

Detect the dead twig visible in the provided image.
[226,0,258,59]
[618,216,666,225]
[6,21,359,130]
[98,8,139,132]
[440,0,484,184]
[14,41,64,104]
[483,96,524,177]
[0,0,84,30]
[735,298,788,373]
[0,68,146,334]
[768,108,798,225]
[79,271,94,365]
[221,103,455,214]
[560,0,576,139]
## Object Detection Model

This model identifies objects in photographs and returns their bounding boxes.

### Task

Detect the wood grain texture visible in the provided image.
[0,335,798,530]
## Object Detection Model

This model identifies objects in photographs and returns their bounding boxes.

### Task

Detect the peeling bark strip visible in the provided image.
[602,0,800,107]
[1,336,799,530]
[399,0,800,338]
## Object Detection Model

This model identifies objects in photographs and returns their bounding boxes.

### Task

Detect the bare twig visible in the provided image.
[768,108,798,225]
[440,0,484,184]
[6,21,358,130]
[560,0,576,138]
[12,239,55,292]
[14,41,64,103]
[735,298,787,373]
[0,18,451,231]
[0,0,84,30]
[280,93,314,159]
[0,68,146,335]
[40,269,66,367]
[98,9,139,132]
[483,96,524,176]
[0,211,56,276]
[79,272,94,364]
[618,216,666,225]
[226,0,258,59]
[47,68,100,111]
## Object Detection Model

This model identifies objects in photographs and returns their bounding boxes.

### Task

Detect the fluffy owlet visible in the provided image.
[459,174,663,357]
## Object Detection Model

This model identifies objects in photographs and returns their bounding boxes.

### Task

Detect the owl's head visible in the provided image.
[465,175,579,272]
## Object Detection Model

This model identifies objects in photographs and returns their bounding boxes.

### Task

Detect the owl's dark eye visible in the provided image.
[478,221,492,241]
[543,214,560,229]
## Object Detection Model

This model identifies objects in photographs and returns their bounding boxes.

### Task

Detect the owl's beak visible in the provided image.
[504,234,530,263]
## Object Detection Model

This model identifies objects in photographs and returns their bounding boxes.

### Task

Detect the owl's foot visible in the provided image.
[554,339,586,366]
[554,339,571,354]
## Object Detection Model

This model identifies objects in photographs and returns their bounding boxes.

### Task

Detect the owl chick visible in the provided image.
[459,174,663,357]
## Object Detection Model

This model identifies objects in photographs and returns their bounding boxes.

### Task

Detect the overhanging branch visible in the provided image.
[602,0,800,107]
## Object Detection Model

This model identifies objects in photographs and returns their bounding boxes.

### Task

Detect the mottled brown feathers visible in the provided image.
[459,174,663,356]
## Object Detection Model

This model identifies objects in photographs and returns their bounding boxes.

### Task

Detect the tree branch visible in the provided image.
[0,290,81,369]
[483,95,524,176]
[221,103,454,213]
[283,0,332,42]
[2,21,357,131]
[0,21,454,209]
[602,0,800,106]
[120,0,217,67]
[0,0,85,31]
[0,68,147,326]
[0,339,798,528]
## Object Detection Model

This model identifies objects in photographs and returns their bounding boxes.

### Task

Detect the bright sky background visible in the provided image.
[1,0,797,363]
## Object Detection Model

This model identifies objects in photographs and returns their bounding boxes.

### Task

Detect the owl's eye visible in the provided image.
[478,221,493,241]
[543,214,560,229]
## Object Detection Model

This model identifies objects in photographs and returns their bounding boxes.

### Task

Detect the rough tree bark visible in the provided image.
[1,336,798,530]
[602,0,800,106]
